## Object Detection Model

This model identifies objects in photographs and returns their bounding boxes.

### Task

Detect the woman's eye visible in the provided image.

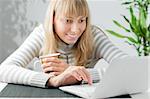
[66,19,72,23]
[79,19,86,23]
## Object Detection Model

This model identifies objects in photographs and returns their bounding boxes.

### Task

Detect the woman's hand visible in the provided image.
[41,56,69,75]
[48,66,92,87]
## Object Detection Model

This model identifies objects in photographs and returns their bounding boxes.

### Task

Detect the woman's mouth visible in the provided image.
[66,34,78,41]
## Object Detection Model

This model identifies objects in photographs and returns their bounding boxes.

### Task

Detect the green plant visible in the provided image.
[106,0,150,56]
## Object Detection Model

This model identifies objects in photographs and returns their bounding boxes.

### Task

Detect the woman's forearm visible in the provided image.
[48,75,79,87]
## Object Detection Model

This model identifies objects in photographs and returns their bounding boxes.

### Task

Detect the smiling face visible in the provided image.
[54,15,87,44]
[52,0,89,45]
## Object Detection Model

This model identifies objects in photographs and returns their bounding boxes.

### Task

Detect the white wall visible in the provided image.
[88,0,137,56]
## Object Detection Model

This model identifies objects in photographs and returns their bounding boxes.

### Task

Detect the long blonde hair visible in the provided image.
[43,0,93,66]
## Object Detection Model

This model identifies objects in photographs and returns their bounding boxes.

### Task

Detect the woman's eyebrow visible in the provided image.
[63,16,87,20]
[64,17,73,19]
[64,16,74,18]
[78,16,87,20]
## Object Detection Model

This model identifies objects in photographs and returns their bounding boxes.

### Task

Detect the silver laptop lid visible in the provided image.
[92,56,149,99]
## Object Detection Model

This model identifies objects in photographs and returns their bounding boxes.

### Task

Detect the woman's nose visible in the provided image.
[71,23,80,33]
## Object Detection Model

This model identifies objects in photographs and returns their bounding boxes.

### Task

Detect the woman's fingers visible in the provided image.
[42,62,59,69]
[41,57,69,74]
[82,68,92,85]
[72,71,82,81]
[43,66,64,73]
[50,72,61,76]
[63,66,92,85]
[76,67,88,82]
[41,57,61,64]
[77,67,92,85]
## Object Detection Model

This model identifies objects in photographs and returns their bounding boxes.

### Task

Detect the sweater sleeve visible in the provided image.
[0,24,50,88]
[92,25,128,63]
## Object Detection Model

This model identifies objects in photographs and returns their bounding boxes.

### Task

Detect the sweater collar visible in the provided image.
[57,39,74,52]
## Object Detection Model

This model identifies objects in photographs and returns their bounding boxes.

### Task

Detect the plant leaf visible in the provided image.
[122,15,137,33]
[129,6,137,28]
[122,15,134,30]
[148,24,150,32]
[113,20,130,32]
[122,15,130,23]
[148,24,150,40]
[126,36,139,44]
[139,7,147,28]
[123,15,140,37]
[106,30,126,38]
[122,1,133,5]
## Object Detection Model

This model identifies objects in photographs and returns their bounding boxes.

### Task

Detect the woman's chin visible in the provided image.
[65,40,77,45]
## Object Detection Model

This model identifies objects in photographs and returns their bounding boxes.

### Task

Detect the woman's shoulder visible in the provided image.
[91,25,107,37]
[24,24,45,46]
[27,24,46,42]
[33,24,45,36]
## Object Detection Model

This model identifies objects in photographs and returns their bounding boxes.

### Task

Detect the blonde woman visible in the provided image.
[0,0,127,88]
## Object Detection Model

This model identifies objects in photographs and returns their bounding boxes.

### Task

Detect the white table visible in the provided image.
[0,82,7,92]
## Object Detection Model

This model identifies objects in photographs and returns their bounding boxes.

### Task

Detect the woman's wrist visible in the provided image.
[44,74,57,87]
[48,75,62,87]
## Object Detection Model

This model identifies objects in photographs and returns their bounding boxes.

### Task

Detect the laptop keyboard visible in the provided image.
[82,69,100,84]
[68,83,99,97]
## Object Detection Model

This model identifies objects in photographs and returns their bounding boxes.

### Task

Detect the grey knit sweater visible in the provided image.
[0,24,127,88]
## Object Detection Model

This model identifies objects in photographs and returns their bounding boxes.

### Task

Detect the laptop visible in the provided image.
[59,56,149,99]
